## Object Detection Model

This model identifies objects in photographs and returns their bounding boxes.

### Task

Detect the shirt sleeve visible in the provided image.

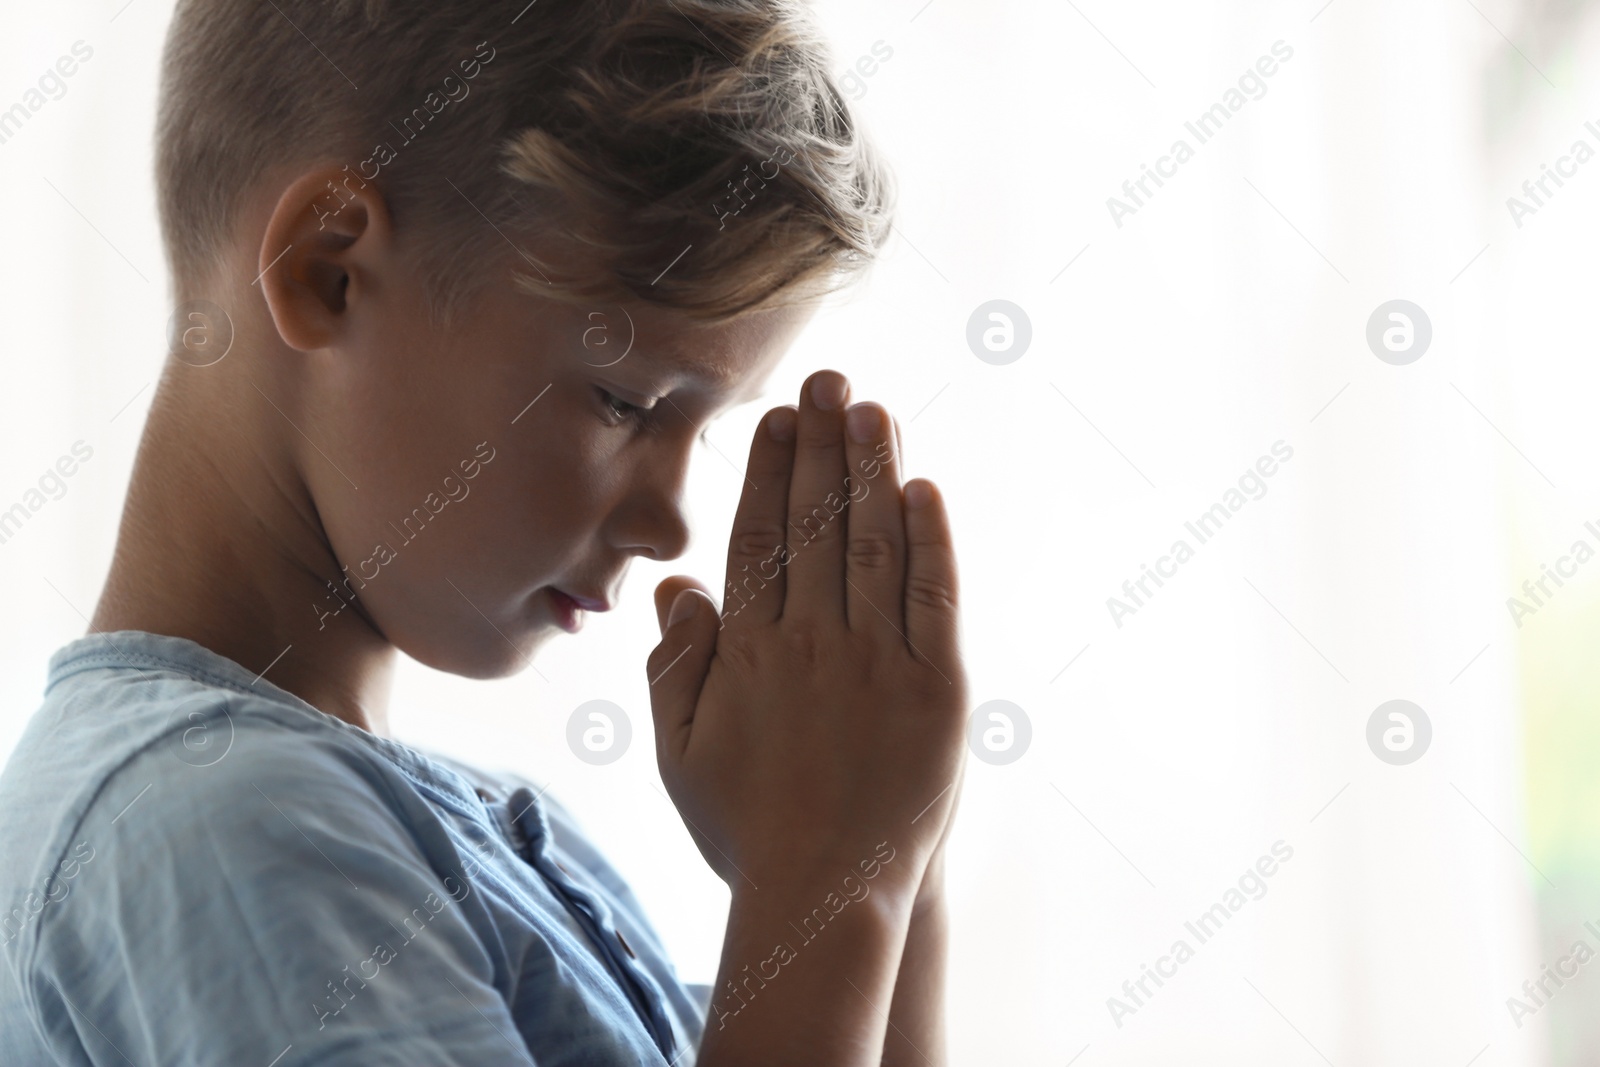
[22,713,538,1067]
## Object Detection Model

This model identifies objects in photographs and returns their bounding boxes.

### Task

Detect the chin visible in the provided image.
[401,623,557,681]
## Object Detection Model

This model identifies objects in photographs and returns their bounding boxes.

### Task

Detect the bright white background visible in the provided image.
[6,0,1600,1063]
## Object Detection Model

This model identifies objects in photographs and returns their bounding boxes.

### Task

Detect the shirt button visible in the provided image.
[615,929,637,959]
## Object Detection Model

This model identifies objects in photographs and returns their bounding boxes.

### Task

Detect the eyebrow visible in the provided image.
[660,355,766,406]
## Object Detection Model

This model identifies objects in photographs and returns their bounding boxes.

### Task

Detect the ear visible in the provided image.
[256,166,395,352]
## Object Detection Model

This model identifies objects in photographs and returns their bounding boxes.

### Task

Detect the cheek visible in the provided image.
[408,410,624,582]
[510,419,624,535]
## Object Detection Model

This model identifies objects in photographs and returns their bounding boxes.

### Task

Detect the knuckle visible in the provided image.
[645,640,681,676]
[846,533,899,572]
[905,573,958,614]
[730,523,787,563]
[715,628,763,673]
[778,619,827,669]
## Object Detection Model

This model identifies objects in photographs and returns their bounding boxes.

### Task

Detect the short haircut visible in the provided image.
[156,0,895,326]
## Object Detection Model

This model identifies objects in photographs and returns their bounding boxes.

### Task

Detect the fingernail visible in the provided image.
[668,589,701,627]
[768,406,797,442]
[846,403,880,443]
[810,373,847,410]
[905,481,933,509]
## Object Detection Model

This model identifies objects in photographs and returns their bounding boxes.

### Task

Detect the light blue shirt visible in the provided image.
[0,631,709,1066]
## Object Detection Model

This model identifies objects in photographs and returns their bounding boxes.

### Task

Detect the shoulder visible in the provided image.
[104,694,427,815]
[2,675,455,970]
[74,696,465,915]
[0,670,327,896]
[0,638,539,1065]
[54,682,433,859]
[8,697,523,1065]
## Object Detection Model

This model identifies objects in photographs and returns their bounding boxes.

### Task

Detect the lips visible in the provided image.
[545,588,583,634]
[543,585,613,634]
[554,589,612,613]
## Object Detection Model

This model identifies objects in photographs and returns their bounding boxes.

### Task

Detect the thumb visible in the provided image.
[645,578,719,764]
[653,575,714,634]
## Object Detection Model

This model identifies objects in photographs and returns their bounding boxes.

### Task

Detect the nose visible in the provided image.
[606,449,692,563]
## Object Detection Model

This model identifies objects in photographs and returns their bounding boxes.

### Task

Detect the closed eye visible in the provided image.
[600,385,716,447]
[597,387,650,426]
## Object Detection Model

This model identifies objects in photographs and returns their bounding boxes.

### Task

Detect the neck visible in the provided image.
[90,358,397,735]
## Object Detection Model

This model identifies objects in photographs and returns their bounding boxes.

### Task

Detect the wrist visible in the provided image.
[729,866,918,937]
[709,865,915,1067]
[734,840,921,913]
[912,861,947,917]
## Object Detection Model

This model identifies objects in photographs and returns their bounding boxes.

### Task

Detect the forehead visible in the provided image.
[629,302,813,401]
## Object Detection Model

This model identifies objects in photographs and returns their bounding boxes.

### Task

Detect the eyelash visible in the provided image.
[600,388,649,426]
[597,387,712,445]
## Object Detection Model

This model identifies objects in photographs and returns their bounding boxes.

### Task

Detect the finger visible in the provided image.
[720,405,797,629]
[782,369,851,622]
[842,402,906,636]
[653,576,714,633]
[902,479,960,670]
[645,585,719,766]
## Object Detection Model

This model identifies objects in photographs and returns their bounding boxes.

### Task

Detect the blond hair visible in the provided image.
[156,0,895,326]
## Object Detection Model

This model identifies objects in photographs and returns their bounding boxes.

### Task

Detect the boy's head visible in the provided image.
[157,0,892,324]
[151,0,893,680]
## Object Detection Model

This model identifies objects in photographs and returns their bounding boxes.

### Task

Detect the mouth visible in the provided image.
[545,587,612,633]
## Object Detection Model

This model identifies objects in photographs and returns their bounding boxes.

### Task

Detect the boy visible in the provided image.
[0,1,969,1065]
